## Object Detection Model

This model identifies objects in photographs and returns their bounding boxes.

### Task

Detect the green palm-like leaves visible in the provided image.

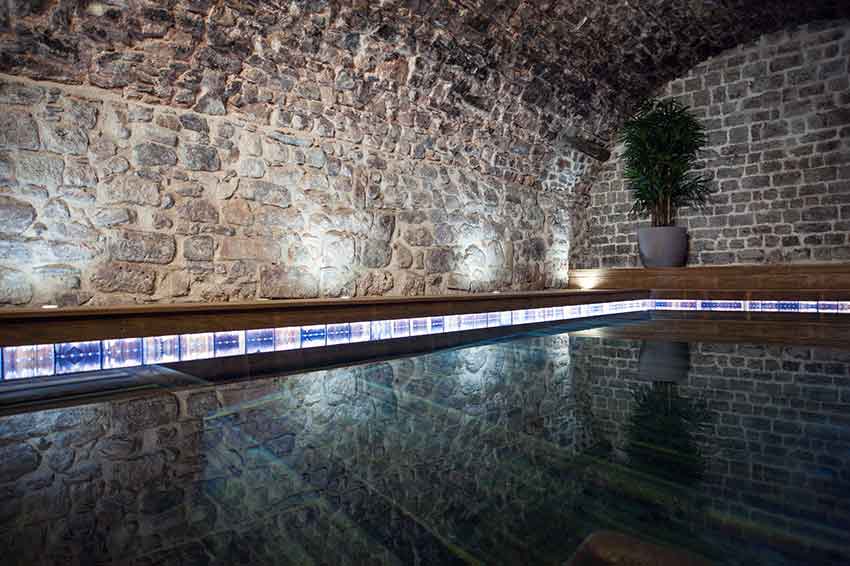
[620,99,711,227]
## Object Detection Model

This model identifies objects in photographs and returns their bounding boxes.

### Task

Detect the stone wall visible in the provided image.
[571,20,850,268]
[0,70,581,307]
[4,1,848,305]
[0,0,612,308]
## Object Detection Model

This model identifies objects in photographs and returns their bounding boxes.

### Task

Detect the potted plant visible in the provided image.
[620,98,711,267]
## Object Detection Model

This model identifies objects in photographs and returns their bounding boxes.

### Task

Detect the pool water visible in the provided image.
[0,322,848,566]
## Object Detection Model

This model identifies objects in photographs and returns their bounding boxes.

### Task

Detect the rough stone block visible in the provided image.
[41,123,89,155]
[0,80,44,105]
[0,442,40,481]
[0,267,32,305]
[109,230,176,264]
[91,262,157,294]
[218,237,280,262]
[0,109,39,149]
[133,142,177,167]
[425,247,455,273]
[16,152,64,187]
[183,235,215,261]
[259,265,319,299]
[0,196,36,235]
[64,159,98,187]
[404,226,433,247]
[178,199,219,223]
[101,173,161,207]
[180,144,220,171]
[221,199,253,226]
[238,179,291,208]
[179,113,208,133]
[238,157,266,178]
[361,239,392,268]
[92,207,132,228]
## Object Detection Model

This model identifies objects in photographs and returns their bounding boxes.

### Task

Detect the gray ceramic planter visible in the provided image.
[637,226,688,267]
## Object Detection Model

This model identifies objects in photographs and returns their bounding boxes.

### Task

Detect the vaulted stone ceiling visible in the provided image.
[1,0,848,141]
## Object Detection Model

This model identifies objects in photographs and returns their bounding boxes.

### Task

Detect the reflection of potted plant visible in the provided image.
[625,382,706,485]
[621,99,711,267]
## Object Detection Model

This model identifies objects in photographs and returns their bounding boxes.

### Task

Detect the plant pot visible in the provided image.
[637,226,688,268]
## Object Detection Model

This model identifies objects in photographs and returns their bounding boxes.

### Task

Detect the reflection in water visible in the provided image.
[626,382,707,485]
[628,342,707,486]
[0,330,849,566]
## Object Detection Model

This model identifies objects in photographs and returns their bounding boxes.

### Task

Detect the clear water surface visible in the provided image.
[0,321,848,566]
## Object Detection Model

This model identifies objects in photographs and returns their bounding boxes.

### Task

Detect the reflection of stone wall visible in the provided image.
[0,334,595,565]
[571,336,850,563]
[2,331,847,564]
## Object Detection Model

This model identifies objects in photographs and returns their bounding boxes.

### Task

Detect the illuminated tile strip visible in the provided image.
[1,298,846,381]
[652,299,845,313]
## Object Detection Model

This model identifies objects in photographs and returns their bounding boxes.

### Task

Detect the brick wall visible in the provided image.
[572,20,850,268]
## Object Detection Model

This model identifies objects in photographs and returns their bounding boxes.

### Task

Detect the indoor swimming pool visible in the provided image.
[0,319,847,566]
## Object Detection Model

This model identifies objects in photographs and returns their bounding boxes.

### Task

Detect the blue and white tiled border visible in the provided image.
[1,298,848,381]
[652,299,850,313]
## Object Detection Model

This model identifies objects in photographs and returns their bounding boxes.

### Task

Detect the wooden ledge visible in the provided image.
[569,264,850,292]
[0,289,647,347]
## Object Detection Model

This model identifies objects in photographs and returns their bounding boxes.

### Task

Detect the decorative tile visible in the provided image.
[370,320,393,341]
[819,301,850,314]
[581,303,605,317]
[443,315,461,333]
[274,327,302,351]
[391,318,411,338]
[819,301,840,313]
[410,317,430,336]
[700,300,744,311]
[349,321,371,343]
[487,311,503,327]
[428,316,445,334]
[102,338,143,369]
[214,331,246,357]
[459,314,478,330]
[2,344,55,379]
[55,341,102,375]
[565,305,582,319]
[301,325,327,348]
[180,333,216,361]
[326,323,351,345]
[654,299,697,311]
[143,335,180,364]
[245,329,275,354]
[798,301,819,313]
